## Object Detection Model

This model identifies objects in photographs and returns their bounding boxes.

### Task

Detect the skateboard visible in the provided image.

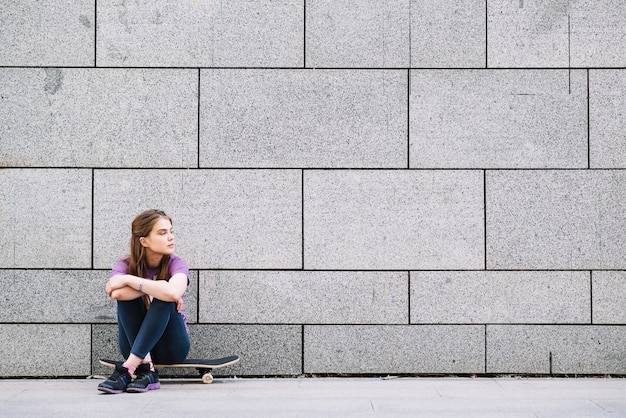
[99,355,240,384]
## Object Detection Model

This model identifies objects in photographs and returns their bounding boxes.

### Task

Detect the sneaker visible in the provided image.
[98,364,132,394]
[126,364,160,393]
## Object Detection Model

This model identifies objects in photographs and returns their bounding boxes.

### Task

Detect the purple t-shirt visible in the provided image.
[112,255,190,331]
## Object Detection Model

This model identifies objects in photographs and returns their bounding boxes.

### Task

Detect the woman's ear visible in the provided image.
[139,237,148,247]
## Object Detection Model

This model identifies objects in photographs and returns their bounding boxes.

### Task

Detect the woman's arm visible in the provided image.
[106,273,188,302]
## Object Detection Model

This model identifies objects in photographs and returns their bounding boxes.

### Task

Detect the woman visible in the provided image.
[98,209,190,394]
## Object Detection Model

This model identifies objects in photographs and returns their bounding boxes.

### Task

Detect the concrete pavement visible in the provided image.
[1,376,625,417]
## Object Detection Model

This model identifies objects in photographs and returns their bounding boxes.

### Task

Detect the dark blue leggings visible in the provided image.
[117,298,190,364]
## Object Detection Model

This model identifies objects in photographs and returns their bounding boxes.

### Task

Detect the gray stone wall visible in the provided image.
[1,1,625,377]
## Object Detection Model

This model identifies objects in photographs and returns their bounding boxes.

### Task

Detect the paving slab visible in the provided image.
[1,377,625,417]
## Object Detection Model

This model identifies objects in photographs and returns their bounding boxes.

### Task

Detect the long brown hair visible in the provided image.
[127,209,172,281]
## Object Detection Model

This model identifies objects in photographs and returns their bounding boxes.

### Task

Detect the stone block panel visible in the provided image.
[0,68,197,168]
[487,325,626,374]
[93,169,302,270]
[590,70,626,168]
[187,325,302,376]
[0,324,90,377]
[97,0,303,67]
[592,271,626,324]
[0,270,114,323]
[91,324,118,376]
[93,322,281,378]
[305,0,410,68]
[569,1,626,67]
[410,70,587,168]
[95,325,303,377]
[487,0,569,68]
[486,170,626,269]
[410,0,486,68]
[200,69,407,168]
[411,271,590,324]
[0,169,91,268]
[304,170,484,270]
[0,0,94,66]
[488,0,626,68]
[199,271,408,324]
[304,325,485,374]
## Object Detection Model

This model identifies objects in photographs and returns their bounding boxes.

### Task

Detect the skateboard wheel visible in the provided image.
[202,373,213,384]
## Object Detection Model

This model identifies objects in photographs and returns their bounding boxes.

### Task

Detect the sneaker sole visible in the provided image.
[126,382,161,393]
[97,386,126,394]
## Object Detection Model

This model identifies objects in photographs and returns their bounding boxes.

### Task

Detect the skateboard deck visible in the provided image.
[99,356,240,384]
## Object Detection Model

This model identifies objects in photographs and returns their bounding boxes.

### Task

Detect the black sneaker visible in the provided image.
[97,364,132,394]
[127,364,160,393]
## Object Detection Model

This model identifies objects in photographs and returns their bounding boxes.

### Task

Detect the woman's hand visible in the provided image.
[105,275,129,297]
[176,297,184,313]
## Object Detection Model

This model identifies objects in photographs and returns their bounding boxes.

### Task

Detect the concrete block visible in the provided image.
[410,70,587,168]
[569,1,626,67]
[0,68,197,168]
[0,0,94,66]
[199,271,408,324]
[0,270,114,323]
[97,0,303,67]
[486,171,626,269]
[0,169,91,268]
[91,325,119,375]
[305,0,409,68]
[304,170,484,270]
[188,325,302,376]
[487,325,626,374]
[304,325,485,374]
[93,169,301,269]
[488,0,626,68]
[94,324,299,377]
[183,271,199,325]
[0,324,90,377]
[201,69,407,168]
[590,70,626,168]
[487,0,569,67]
[410,0,486,68]
[592,271,626,324]
[411,271,590,324]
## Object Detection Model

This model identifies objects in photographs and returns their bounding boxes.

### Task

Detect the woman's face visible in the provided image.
[141,217,175,257]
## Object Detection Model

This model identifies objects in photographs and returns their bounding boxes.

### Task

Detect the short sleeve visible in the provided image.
[169,256,190,285]
[111,258,130,276]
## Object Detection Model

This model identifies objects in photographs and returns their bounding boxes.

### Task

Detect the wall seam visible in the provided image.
[196,269,201,324]
[90,324,94,376]
[301,169,305,270]
[485,0,488,68]
[407,271,411,324]
[408,0,412,68]
[407,69,411,168]
[590,270,594,324]
[3,65,626,70]
[483,170,488,270]
[94,0,97,67]
[2,167,625,171]
[301,324,305,374]
[91,169,95,270]
[303,0,307,68]
[484,324,488,374]
[197,69,201,169]
[587,69,591,169]
[568,14,571,94]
